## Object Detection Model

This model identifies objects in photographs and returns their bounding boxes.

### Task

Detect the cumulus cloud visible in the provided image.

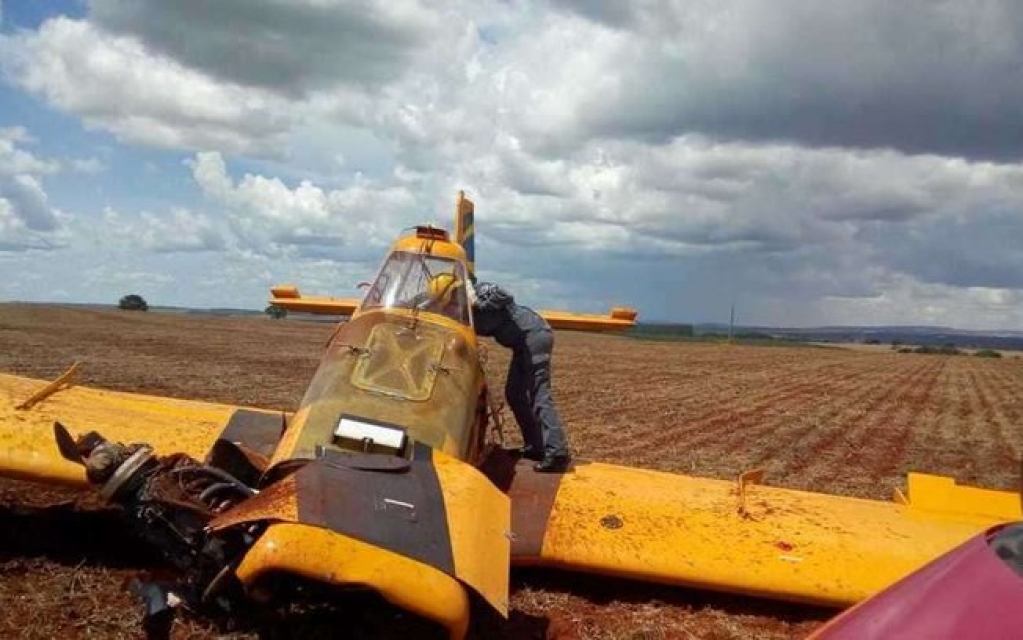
[187,151,419,259]
[0,127,60,175]
[0,17,291,152]
[90,0,443,96]
[546,1,1023,161]
[101,207,225,253]
[0,129,67,251]
[808,274,1023,331]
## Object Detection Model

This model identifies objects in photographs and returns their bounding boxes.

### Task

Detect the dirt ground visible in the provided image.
[2,303,1022,639]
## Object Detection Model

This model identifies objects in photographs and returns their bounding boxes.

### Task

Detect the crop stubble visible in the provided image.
[0,304,1021,639]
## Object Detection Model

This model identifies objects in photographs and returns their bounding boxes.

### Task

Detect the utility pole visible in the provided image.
[728,303,735,344]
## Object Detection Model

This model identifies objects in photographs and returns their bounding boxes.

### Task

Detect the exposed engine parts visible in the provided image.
[53,422,259,624]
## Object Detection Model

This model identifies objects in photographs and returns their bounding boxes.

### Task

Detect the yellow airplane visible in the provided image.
[0,192,1020,639]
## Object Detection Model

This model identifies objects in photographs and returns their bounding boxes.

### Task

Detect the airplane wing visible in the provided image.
[270,283,638,332]
[269,285,360,317]
[0,369,511,624]
[0,368,287,487]
[538,306,638,332]
[486,452,1021,608]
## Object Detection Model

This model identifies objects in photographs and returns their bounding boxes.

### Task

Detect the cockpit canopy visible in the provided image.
[360,250,473,326]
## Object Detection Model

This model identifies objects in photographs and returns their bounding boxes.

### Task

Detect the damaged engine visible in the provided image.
[54,423,260,621]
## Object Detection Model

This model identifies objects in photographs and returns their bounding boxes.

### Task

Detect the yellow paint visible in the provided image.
[523,462,1021,607]
[432,449,511,615]
[899,471,1021,521]
[391,233,467,262]
[15,361,79,410]
[234,523,470,639]
[0,373,249,486]
[268,294,361,316]
[538,307,639,332]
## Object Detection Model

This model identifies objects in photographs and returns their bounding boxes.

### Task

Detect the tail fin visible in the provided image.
[454,190,476,283]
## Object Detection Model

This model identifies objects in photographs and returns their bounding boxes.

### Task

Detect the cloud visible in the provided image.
[0,130,67,251]
[187,151,419,259]
[808,273,1023,331]
[0,175,59,231]
[445,135,1023,255]
[425,134,1023,327]
[90,0,444,96]
[70,157,106,174]
[101,207,225,253]
[0,128,60,175]
[0,17,291,152]
[3,2,1023,330]
[544,1,1023,161]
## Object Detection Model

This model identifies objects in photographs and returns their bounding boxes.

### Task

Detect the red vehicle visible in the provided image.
[811,521,1023,638]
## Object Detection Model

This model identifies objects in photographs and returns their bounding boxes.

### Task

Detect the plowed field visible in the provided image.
[2,303,1021,639]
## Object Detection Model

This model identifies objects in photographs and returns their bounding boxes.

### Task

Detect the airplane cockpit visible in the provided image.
[360,250,474,326]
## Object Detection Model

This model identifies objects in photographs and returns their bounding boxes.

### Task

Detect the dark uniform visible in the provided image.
[472,282,570,472]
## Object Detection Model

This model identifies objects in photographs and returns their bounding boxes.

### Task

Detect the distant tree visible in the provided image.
[265,304,287,320]
[118,294,148,311]
[974,349,1002,358]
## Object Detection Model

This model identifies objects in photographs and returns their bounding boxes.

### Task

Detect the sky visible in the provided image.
[1,1,1023,329]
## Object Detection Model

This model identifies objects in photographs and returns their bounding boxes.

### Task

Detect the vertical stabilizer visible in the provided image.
[454,191,476,283]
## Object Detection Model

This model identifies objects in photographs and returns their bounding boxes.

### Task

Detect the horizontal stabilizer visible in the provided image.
[539,306,638,333]
[269,285,360,316]
[894,472,1021,521]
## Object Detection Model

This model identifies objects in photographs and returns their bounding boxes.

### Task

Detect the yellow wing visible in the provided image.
[538,306,638,332]
[269,285,360,316]
[0,369,286,487]
[269,283,638,332]
[494,454,1020,608]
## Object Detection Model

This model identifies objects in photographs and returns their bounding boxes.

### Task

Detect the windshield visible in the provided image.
[360,251,472,325]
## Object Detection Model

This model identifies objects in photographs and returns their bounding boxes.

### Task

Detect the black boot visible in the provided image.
[534,454,571,473]
[517,444,543,461]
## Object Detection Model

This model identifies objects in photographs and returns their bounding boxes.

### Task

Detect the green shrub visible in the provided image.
[974,349,1002,358]
[118,294,148,311]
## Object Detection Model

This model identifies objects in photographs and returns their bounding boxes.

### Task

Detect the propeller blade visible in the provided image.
[53,421,85,465]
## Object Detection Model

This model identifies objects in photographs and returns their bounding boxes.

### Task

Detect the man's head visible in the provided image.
[474,282,514,311]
